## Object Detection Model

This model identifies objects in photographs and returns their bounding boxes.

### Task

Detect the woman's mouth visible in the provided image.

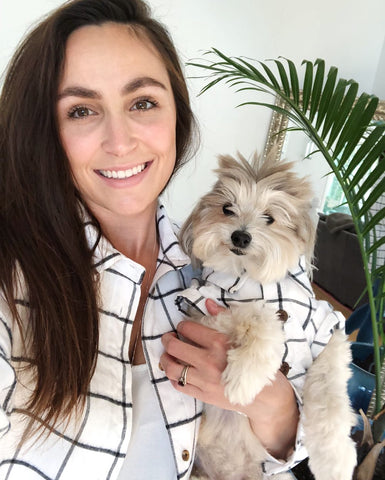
[98,162,147,179]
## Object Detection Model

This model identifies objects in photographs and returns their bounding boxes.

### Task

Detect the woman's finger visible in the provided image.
[161,330,227,380]
[160,350,246,409]
[177,320,229,354]
[205,298,226,316]
[160,351,211,391]
[161,331,203,367]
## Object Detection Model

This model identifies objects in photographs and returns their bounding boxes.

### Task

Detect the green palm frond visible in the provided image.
[188,50,385,413]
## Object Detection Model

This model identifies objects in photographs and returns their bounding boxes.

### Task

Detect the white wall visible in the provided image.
[373,39,385,99]
[1,0,385,221]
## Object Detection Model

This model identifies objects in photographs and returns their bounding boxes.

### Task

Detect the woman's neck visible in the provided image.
[95,202,158,262]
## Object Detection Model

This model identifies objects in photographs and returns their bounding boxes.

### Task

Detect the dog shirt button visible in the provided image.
[277,309,288,322]
[182,449,190,461]
[279,361,290,376]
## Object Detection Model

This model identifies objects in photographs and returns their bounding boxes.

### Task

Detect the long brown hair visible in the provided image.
[0,0,196,436]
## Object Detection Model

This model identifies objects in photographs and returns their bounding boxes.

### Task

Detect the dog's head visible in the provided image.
[179,151,316,283]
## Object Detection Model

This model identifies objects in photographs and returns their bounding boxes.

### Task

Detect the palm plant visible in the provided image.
[188,51,385,414]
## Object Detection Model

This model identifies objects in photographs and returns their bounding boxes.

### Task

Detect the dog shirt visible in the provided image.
[176,256,345,472]
[176,255,345,395]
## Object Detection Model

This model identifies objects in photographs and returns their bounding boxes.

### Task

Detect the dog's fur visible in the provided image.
[181,152,315,284]
[178,151,357,480]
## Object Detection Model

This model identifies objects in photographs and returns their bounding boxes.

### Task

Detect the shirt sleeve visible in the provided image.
[263,300,346,475]
[308,299,346,363]
[0,300,16,438]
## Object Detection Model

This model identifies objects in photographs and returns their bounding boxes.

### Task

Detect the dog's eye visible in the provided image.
[264,214,275,224]
[222,204,235,216]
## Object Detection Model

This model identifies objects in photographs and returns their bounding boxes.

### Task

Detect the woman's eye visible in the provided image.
[131,99,157,111]
[222,204,235,216]
[68,106,95,119]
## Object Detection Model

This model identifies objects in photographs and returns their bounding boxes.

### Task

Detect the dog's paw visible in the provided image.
[221,303,285,405]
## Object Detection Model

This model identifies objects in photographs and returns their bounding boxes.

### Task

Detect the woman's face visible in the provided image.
[57,23,177,224]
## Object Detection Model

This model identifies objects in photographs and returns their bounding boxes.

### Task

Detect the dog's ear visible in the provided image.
[217,152,256,181]
[179,212,194,257]
[217,153,240,170]
[250,150,262,171]
[178,211,203,269]
[262,144,279,165]
[294,207,317,275]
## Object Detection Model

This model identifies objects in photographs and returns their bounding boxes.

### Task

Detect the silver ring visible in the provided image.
[178,365,190,387]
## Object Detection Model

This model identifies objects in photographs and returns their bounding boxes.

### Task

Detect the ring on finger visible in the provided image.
[178,364,190,387]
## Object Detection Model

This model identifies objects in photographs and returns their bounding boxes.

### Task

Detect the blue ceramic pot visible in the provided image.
[348,342,384,413]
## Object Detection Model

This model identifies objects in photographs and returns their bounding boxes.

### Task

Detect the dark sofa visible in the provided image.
[313,213,367,310]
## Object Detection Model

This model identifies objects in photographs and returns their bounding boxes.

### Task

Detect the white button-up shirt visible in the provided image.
[0,205,201,479]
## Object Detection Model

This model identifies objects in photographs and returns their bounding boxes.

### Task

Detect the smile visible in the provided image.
[98,163,147,179]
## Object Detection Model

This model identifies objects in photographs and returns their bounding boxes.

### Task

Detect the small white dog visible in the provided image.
[177,152,357,480]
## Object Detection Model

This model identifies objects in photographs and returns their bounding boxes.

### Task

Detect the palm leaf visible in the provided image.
[316,66,338,131]
[327,82,359,148]
[309,59,325,121]
[187,51,385,413]
[321,78,350,139]
[344,127,385,180]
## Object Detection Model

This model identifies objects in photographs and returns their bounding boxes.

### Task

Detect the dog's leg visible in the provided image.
[303,330,357,480]
[189,474,209,480]
[212,303,285,406]
[193,406,265,480]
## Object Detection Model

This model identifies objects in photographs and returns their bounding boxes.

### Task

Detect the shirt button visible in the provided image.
[277,309,289,322]
[280,361,290,376]
[182,449,190,461]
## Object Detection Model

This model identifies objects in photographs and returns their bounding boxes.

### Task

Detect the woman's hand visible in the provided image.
[160,299,234,410]
[160,299,299,460]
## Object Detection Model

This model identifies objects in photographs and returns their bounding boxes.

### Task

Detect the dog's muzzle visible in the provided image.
[230,230,251,255]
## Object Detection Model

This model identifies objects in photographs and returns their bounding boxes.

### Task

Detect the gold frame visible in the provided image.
[263,97,385,160]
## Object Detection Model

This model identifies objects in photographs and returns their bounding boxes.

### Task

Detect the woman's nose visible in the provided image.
[102,114,137,157]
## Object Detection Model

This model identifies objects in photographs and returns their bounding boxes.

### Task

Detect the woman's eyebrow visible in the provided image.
[57,86,100,100]
[57,76,167,100]
[122,76,167,94]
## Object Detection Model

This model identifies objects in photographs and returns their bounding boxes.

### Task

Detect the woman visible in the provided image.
[0,0,302,478]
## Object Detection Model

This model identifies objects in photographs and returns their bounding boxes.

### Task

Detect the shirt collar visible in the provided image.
[82,203,190,282]
[202,255,311,294]
[156,204,191,270]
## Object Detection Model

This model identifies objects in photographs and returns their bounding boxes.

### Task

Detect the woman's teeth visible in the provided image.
[99,163,146,179]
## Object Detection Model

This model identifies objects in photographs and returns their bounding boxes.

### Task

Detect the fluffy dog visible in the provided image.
[176,152,357,480]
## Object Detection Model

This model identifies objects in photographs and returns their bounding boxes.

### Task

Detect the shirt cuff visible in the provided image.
[262,384,308,475]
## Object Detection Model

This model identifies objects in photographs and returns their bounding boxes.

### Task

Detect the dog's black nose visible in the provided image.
[231,230,251,249]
